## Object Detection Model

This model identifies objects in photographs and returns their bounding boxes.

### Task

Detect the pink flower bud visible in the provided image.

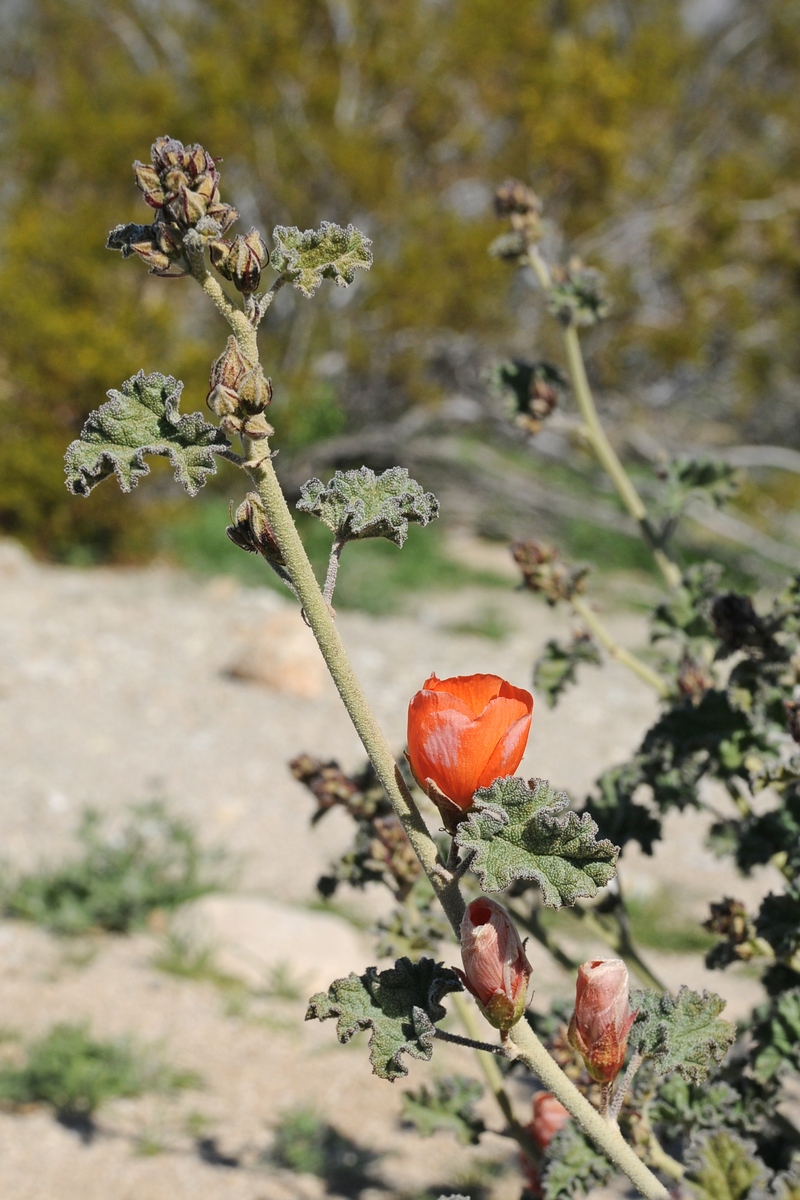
[568,958,636,1084]
[528,1092,570,1150]
[458,898,532,1032]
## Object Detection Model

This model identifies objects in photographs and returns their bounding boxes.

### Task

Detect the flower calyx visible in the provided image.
[226,493,284,566]
[206,336,273,439]
[458,897,532,1033]
[209,229,269,294]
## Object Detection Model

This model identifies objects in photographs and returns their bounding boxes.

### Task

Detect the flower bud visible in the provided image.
[131,241,174,275]
[458,898,532,1032]
[494,178,541,218]
[207,203,239,234]
[238,366,273,414]
[527,1093,570,1151]
[207,337,250,416]
[568,959,635,1084]
[180,185,209,226]
[133,162,165,208]
[226,493,284,565]
[211,229,269,294]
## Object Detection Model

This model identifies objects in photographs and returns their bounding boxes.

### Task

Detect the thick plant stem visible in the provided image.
[250,453,466,934]
[570,594,670,697]
[188,242,465,931]
[527,249,681,590]
[509,1020,669,1200]
[452,994,541,1163]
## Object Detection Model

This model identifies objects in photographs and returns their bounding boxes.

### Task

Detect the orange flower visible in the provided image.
[407,673,533,819]
[568,958,636,1084]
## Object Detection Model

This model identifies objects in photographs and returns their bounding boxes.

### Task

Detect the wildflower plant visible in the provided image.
[63,140,799,1199]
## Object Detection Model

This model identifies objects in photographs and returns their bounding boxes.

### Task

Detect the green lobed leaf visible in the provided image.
[401,1076,485,1144]
[454,776,618,906]
[584,762,662,854]
[541,1124,613,1200]
[686,1132,769,1200]
[271,221,372,297]
[749,987,800,1085]
[629,986,736,1082]
[650,1074,747,1142]
[297,466,439,547]
[305,956,463,1082]
[64,371,228,497]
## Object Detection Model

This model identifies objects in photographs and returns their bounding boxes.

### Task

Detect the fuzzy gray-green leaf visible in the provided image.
[297,466,439,547]
[541,1125,613,1200]
[454,776,617,905]
[65,371,229,497]
[629,986,736,1081]
[305,957,462,1081]
[271,222,372,297]
[686,1132,767,1200]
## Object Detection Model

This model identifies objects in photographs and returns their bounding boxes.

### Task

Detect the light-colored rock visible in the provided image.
[173,894,367,992]
[228,608,330,698]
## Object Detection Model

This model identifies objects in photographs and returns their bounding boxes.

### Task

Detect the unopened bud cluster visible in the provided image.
[208,336,273,440]
[124,137,238,276]
[704,897,755,962]
[515,363,565,435]
[547,258,609,327]
[492,178,544,255]
[677,654,713,704]
[210,229,269,294]
[512,540,589,605]
[226,492,283,564]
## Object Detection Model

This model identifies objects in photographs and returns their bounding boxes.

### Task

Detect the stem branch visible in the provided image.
[527,248,680,590]
[570,595,670,697]
[509,1020,669,1200]
[452,994,541,1162]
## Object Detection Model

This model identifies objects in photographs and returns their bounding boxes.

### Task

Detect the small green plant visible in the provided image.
[269,1107,381,1197]
[1,802,229,934]
[0,1023,198,1124]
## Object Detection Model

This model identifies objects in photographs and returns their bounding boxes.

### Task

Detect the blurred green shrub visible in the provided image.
[0,802,229,934]
[0,1023,198,1122]
[3,0,800,559]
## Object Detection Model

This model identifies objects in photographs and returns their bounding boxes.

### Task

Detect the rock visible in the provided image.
[173,895,367,993]
[228,608,329,698]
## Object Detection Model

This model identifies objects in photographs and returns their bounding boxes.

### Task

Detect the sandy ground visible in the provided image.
[0,539,781,1199]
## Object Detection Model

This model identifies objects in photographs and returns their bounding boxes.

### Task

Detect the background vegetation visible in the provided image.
[2,0,800,564]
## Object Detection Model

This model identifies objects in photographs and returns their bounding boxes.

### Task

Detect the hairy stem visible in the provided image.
[527,248,681,590]
[433,1027,510,1057]
[452,994,541,1163]
[323,539,344,605]
[509,1020,669,1200]
[251,452,466,932]
[609,1051,643,1123]
[570,595,670,698]
[191,248,669,1200]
